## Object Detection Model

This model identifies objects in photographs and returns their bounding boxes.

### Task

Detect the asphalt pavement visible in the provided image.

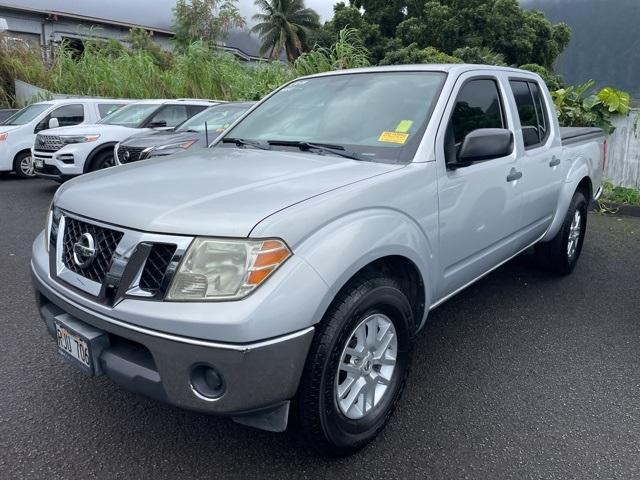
[1,176,639,479]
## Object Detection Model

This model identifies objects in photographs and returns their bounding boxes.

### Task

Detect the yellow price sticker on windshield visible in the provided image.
[378,131,409,144]
[395,120,413,133]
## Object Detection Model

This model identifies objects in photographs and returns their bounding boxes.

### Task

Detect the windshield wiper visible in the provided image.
[221,137,271,150]
[267,140,363,161]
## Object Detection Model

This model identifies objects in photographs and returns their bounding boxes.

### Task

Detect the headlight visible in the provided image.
[156,139,197,151]
[44,203,53,252]
[167,238,291,301]
[60,134,100,144]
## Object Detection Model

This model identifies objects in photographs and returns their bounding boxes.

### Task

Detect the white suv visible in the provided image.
[33,100,215,182]
[0,99,129,178]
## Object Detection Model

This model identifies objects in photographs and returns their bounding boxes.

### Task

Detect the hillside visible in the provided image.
[523,0,640,97]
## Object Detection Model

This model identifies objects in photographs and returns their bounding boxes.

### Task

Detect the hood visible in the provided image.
[43,124,144,137]
[0,124,23,133]
[55,147,403,237]
[120,130,202,149]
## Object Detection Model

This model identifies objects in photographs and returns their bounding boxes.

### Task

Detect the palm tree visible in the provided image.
[251,0,320,62]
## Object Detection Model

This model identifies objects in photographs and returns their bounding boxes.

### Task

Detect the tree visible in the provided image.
[173,0,245,51]
[125,28,175,69]
[343,0,571,68]
[251,0,321,62]
[380,43,462,65]
[309,2,384,63]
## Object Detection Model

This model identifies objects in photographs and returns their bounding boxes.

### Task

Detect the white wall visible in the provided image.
[606,110,640,188]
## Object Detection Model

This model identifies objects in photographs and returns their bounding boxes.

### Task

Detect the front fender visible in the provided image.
[293,208,435,329]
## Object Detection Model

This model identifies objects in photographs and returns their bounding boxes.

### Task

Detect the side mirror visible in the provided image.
[48,117,59,129]
[148,120,167,128]
[451,128,513,169]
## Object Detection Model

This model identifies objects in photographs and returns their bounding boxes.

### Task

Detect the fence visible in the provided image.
[607,109,640,188]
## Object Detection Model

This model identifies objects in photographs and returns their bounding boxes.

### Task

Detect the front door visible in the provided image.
[434,74,523,301]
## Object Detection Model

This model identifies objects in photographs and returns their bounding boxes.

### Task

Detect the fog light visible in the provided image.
[190,364,225,400]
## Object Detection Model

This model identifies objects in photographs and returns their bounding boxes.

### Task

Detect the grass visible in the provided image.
[0,28,368,108]
[600,180,640,207]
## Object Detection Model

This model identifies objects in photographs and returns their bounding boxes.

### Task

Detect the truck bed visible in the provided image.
[560,127,605,145]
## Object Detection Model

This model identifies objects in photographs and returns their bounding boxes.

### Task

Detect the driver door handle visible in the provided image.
[506,168,523,182]
[549,156,561,167]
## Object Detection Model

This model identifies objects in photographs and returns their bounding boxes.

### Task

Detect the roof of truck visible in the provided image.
[301,64,541,79]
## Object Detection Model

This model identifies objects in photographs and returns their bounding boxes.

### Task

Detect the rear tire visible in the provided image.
[535,190,588,275]
[13,151,35,178]
[296,273,414,456]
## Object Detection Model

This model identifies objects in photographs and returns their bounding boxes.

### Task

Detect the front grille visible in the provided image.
[139,243,176,293]
[35,134,65,152]
[117,145,145,163]
[62,217,124,284]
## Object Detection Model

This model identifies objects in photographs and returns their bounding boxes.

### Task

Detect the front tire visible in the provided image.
[535,190,588,275]
[13,151,35,178]
[89,150,116,172]
[296,273,414,456]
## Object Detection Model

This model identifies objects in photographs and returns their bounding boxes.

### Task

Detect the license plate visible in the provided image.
[56,322,92,369]
[34,158,43,169]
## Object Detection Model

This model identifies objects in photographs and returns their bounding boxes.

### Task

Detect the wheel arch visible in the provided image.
[541,172,592,242]
[83,142,118,173]
[295,210,435,333]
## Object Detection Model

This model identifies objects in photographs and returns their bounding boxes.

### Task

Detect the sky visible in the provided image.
[2,0,336,30]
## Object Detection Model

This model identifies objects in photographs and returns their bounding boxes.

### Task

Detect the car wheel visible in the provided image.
[296,273,414,456]
[13,151,35,178]
[90,151,116,171]
[535,190,588,275]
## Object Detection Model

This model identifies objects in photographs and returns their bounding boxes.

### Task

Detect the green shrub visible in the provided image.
[552,80,630,134]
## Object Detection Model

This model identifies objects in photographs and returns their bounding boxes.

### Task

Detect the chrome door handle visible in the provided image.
[549,156,561,167]
[506,168,523,182]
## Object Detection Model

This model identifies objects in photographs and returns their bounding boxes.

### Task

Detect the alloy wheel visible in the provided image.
[335,313,398,420]
[567,209,582,259]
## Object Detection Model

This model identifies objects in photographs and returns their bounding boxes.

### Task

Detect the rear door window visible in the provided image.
[509,80,549,148]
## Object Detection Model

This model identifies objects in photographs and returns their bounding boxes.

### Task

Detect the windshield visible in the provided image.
[177,105,250,133]
[98,103,159,127]
[3,103,50,125]
[224,72,446,163]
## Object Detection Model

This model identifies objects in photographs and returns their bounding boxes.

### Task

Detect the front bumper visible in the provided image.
[32,264,314,419]
[33,144,89,179]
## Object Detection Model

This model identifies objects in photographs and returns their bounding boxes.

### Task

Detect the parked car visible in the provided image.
[31,65,605,456]
[115,102,255,164]
[32,99,215,181]
[0,108,18,124]
[0,99,128,178]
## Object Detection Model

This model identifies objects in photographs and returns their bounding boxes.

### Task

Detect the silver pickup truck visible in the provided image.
[31,65,605,456]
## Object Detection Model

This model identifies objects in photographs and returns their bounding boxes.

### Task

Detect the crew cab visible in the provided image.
[115,102,254,164]
[32,99,214,181]
[31,65,605,456]
[0,99,128,178]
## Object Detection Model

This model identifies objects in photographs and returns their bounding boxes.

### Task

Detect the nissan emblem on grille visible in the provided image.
[73,233,97,268]
[123,150,130,162]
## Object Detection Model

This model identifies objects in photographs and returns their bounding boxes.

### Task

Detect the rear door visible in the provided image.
[507,78,563,241]
[434,73,523,299]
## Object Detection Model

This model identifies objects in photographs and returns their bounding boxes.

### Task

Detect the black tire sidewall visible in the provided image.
[91,151,115,171]
[301,276,414,454]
